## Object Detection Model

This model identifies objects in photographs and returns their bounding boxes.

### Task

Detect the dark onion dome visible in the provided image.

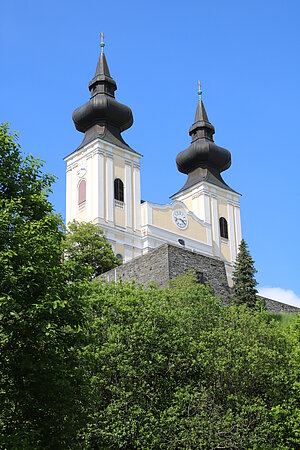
[72,38,136,153]
[172,85,235,196]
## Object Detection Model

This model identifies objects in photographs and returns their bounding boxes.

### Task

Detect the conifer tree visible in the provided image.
[232,239,258,307]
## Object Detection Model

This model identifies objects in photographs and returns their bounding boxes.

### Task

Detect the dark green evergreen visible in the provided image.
[232,238,258,307]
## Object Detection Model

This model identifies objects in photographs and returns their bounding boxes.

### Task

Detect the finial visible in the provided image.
[100,32,105,53]
[197,80,202,101]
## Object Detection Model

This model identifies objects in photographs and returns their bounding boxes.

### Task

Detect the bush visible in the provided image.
[81,275,299,449]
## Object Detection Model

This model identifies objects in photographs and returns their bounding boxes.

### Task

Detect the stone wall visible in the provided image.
[104,244,170,288]
[103,244,231,303]
[102,243,299,313]
[167,245,231,304]
[260,297,299,313]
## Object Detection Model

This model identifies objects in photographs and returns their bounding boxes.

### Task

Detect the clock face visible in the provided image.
[172,209,188,230]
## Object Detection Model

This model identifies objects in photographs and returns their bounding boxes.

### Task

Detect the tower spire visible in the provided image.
[173,85,233,195]
[193,80,210,125]
[72,38,134,151]
[93,33,112,81]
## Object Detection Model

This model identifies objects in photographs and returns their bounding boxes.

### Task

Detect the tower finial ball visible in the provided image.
[100,32,105,52]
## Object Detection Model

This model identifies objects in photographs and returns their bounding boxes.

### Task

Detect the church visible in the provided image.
[64,38,242,287]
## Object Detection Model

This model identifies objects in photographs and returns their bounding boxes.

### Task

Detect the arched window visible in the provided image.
[78,179,86,205]
[219,217,228,239]
[114,178,124,203]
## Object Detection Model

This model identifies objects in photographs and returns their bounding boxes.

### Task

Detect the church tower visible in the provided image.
[64,36,142,262]
[65,40,242,285]
[171,84,242,282]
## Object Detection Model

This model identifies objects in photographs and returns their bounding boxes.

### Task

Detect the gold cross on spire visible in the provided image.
[100,32,105,52]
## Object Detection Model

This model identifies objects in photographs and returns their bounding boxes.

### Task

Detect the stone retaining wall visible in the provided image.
[102,244,299,313]
[104,244,170,288]
[260,297,299,313]
[103,244,231,304]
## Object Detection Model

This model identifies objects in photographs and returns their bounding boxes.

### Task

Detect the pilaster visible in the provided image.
[93,150,105,220]
[71,164,78,223]
[133,163,141,231]
[106,154,114,223]
[86,155,93,222]
[234,205,242,250]
[125,161,132,229]
[228,202,236,262]
[211,194,220,257]
[66,168,72,225]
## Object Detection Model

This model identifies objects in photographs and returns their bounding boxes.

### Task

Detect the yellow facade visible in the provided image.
[181,196,193,211]
[220,240,231,261]
[217,200,228,220]
[152,207,207,243]
[65,133,241,284]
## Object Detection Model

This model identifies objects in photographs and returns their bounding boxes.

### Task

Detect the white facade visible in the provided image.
[64,138,143,263]
[170,181,242,284]
[65,136,242,285]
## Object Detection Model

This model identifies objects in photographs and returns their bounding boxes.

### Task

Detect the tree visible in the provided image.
[232,238,258,307]
[0,124,89,448]
[64,220,119,279]
[81,274,298,449]
[1,123,298,449]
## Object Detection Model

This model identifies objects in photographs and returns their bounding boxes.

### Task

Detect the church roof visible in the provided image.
[170,166,237,199]
[72,37,137,153]
[174,84,233,195]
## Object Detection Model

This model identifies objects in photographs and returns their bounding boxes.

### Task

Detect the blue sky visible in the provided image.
[1,0,300,306]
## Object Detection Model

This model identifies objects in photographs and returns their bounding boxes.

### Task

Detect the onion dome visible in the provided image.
[72,35,135,151]
[173,83,234,196]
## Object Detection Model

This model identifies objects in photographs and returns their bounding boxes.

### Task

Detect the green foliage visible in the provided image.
[0,124,89,449]
[269,312,299,328]
[64,220,119,279]
[81,275,299,449]
[232,239,258,307]
[1,123,299,449]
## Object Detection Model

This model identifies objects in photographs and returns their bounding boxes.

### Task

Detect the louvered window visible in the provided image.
[114,178,124,203]
[219,217,228,239]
